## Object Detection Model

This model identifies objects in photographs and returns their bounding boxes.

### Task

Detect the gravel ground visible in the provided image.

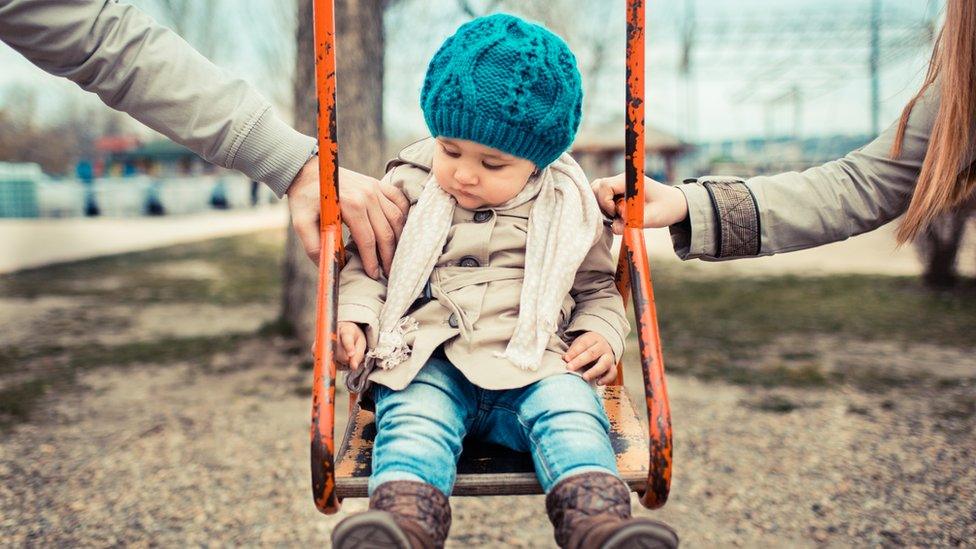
[1,231,973,547]
[1,336,972,547]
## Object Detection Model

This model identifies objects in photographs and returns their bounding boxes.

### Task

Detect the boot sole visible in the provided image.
[331,511,413,549]
[603,519,680,549]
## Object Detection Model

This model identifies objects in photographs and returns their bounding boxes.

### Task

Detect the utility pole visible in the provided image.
[792,85,803,139]
[869,0,881,135]
[680,0,697,143]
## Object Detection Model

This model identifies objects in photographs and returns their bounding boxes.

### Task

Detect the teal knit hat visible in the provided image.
[420,13,583,168]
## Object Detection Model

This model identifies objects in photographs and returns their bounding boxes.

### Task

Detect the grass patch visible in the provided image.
[740,394,816,413]
[652,271,976,349]
[628,267,976,388]
[66,333,251,370]
[0,230,284,305]
[662,358,831,388]
[0,378,52,429]
[0,330,276,431]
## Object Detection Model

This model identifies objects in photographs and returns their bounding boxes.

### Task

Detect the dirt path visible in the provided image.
[0,205,288,274]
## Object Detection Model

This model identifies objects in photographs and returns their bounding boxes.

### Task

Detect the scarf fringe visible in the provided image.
[367,316,419,370]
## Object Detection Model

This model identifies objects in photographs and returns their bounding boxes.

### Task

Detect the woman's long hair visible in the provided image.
[892,0,976,242]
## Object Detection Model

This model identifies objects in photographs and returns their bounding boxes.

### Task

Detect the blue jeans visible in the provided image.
[369,356,618,496]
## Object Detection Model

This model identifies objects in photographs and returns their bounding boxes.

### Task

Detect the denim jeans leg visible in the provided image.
[369,357,477,496]
[509,374,618,492]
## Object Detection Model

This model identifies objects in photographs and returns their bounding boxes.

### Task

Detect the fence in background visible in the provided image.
[0,163,277,219]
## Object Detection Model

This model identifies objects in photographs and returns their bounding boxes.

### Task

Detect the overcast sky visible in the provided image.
[0,0,943,143]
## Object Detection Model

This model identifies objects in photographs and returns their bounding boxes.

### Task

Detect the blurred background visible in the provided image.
[1,1,973,547]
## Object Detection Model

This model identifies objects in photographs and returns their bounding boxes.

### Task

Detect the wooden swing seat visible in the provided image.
[334,385,648,498]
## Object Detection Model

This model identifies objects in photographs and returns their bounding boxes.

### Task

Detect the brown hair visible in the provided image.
[891,0,976,242]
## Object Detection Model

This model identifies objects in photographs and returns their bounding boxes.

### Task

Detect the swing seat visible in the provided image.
[308,0,669,515]
[334,385,649,497]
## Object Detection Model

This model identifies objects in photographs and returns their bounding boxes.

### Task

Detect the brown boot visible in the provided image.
[546,472,679,549]
[331,481,451,549]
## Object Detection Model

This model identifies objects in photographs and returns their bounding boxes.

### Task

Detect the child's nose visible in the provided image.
[454,167,478,186]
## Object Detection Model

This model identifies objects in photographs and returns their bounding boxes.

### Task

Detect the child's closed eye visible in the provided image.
[439,144,461,158]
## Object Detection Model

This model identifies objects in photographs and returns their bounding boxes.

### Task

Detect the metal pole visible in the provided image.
[869,0,881,135]
[310,0,342,516]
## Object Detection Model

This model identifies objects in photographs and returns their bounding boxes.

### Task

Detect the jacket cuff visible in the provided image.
[671,183,719,259]
[565,314,626,363]
[672,178,761,259]
[700,177,761,258]
[229,107,317,198]
[337,302,381,343]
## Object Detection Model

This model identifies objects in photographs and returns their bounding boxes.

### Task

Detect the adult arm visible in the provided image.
[0,0,408,272]
[671,82,953,260]
[594,83,971,260]
[0,0,313,196]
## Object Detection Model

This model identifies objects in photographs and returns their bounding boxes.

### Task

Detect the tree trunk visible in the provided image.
[282,0,386,345]
[916,208,971,288]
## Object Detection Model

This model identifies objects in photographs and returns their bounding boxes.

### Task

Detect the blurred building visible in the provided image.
[683,134,874,177]
[94,136,217,178]
[571,126,693,183]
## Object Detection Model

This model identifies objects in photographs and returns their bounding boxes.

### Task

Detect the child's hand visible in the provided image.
[591,173,689,234]
[563,332,616,385]
[336,321,367,370]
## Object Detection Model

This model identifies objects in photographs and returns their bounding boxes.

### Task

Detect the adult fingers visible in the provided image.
[379,182,410,237]
[378,193,406,242]
[290,208,321,265]
[365,198,397,278]
[286,157,323,265]
[344,207,381,279]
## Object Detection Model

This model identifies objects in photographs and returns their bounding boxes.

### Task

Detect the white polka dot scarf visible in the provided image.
[366,153,601,373]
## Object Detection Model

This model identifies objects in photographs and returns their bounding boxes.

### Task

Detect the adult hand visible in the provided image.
[591,174,689,234]
[286,158,409,277]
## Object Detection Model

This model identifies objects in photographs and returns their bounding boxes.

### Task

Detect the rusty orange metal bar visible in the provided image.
[310,0,342,515]
[623,0,673,510]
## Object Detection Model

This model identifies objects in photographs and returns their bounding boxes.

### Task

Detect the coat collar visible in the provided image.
[386,137,435,174]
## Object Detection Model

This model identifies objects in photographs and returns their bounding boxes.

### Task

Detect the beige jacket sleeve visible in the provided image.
[670,81,969,260]
[0,0,315,197]
[564,225,630,362]
[337,239,387,345]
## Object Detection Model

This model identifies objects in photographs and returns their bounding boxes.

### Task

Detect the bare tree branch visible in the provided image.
[456,0,478,17]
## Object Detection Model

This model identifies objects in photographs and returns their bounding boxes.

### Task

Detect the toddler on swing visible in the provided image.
[331,13,678,549]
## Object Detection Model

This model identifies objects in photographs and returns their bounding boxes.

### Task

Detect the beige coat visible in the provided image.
[338,139,629,391]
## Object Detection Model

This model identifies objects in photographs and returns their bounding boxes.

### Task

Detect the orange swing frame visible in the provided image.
[309,0,671,515]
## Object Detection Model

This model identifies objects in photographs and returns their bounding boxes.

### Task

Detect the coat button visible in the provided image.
[459,256,480,268]
[448,313,458,328]
[473,210,493,223]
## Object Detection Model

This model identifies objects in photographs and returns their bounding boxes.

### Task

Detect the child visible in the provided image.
[330,14,679,549]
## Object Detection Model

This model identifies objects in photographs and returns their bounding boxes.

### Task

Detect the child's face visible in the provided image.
[432,137,537,210]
